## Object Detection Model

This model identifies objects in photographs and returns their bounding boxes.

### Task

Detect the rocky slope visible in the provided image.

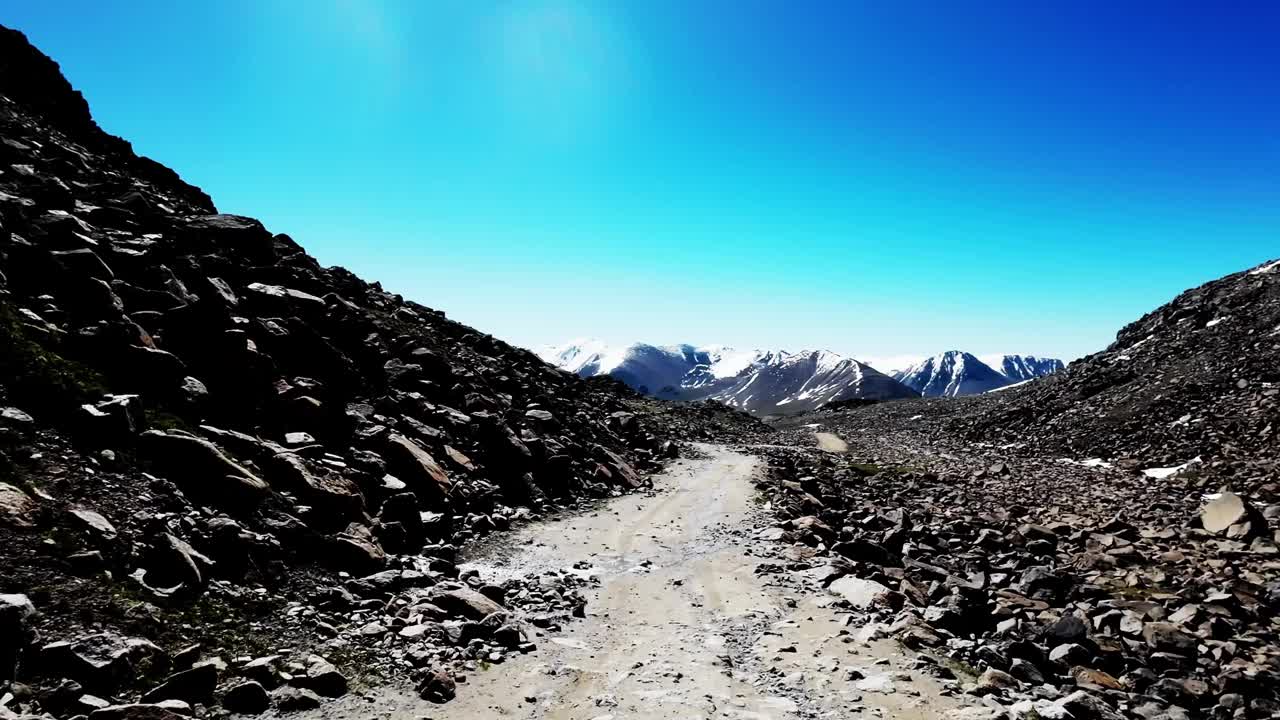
[540,341,918,414]
[764,257,1280,719]
[953,258,1280,471]
[0,25,755,719]
[751,425,1279,720]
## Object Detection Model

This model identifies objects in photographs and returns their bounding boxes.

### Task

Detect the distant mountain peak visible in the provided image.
[538,341,917,413]
[891,350,1062,397]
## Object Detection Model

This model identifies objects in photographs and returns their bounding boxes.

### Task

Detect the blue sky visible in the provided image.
[6,1,1278,364]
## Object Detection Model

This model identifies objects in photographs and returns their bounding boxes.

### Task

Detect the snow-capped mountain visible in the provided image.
[539,340,918,414]
[890,351,1064,397]
[980,354,1065,383]
[892,351,1014,397]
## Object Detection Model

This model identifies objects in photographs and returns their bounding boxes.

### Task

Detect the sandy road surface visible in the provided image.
[814,432,850,453]
[302,445,975,720]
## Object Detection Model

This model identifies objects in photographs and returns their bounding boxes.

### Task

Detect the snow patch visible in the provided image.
[985,379,1033,394]
[1249,259,1280,275]
[1142,457,1201,479]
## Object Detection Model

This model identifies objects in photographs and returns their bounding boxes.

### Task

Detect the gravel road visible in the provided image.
[293,444,979,719]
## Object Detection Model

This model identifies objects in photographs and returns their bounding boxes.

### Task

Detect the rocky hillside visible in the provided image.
[957,258,1280,471]
[767,258,1280,718]
[541,341,918,414]
[0,25,712,718]
[753,427,1279,720]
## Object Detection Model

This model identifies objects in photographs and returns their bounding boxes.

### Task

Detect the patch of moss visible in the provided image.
[143,409,191,433]
[0,300,108,419]
[847,463,884,476]
[936,653,981,683]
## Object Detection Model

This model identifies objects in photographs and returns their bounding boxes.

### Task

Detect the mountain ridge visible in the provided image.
[539,341,919,414]
[546,341,1064,405]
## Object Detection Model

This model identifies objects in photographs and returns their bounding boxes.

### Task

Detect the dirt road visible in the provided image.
[814,431,849,453]
[304,445,977,720]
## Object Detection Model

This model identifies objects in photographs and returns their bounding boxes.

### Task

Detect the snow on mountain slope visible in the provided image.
[892,351,1012,397]
[980,354,1065,383]
[538,342,918,414]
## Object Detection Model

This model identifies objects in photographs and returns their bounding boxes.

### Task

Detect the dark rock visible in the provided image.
[271,687,322,711]
[0,594,37,683]
[89,703,188,720]
[40,633,167,692]
[140,662,217,704]
[140,430,270,510]
[221,681,270,714]
[428,586,507,620]
[416,668,456,703]
[1142,622,1197,656]
[1044,613,1088,647]
[295,656,347,698]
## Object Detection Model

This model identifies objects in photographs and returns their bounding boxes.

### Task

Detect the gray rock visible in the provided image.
[40,633,167,692]
[1057,690,1126,720]
[827,577,893,609]
[297,656,347,698]
[1141,622,1197,656]
[89,704,187,720]
[330,523,386,574]
[271,687,322,711]
[428,586,507,620]
[140,661,217,704]
[0,407,34,425]
[1200,492,1263,536]
[140,430,269,510]
[221,681,269,714]
[0,594,37,682]
[0,482,37,528]
[69,507,117,542]
[383,435,452,507]
[416,668,456,703]
[974,667,1022,694]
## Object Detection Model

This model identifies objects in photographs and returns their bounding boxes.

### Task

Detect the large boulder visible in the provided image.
[594,445,643,488]
[267,452,365,525]
[140,661,218,704]
[383,435,451,507]
[89,704,189,720]
[221,681,270,714]
[428,586,507,620]
[138,533,209,596]
[0,594,37,682]
[0,482,38,527]
[294,656,348,698]
[1200,492,1266,538]
[182,215,275,263]
[40,633,167,692]
[140,430,270,510]
[828,577,895,609]
[329,523,386,574]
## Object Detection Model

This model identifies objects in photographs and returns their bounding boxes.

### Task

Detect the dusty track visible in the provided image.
[814,431,850,453]
[298,444,977,719]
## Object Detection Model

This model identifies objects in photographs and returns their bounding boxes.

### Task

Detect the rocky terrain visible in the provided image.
[0,25,764,720]
[757,260,1280,719]
[541,340,919,413]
